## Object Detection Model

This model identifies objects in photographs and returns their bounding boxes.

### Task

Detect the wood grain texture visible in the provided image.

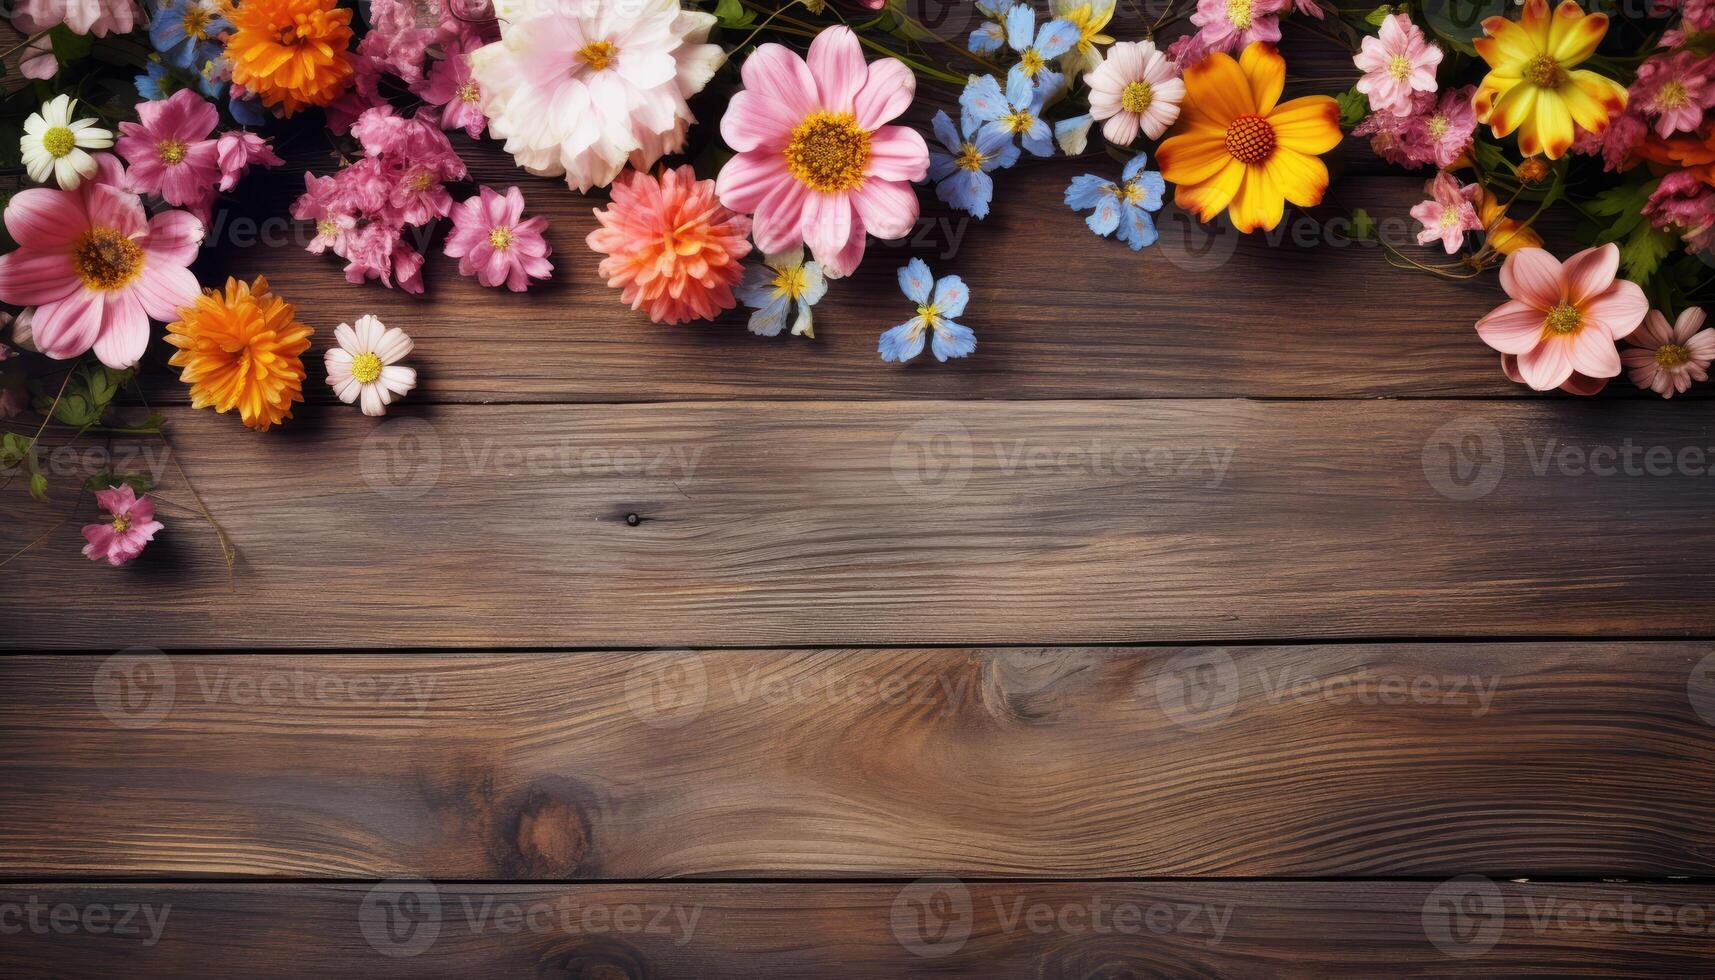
[2,645,1713,879]
[4,881,1715,977]
[7,399,1715,648]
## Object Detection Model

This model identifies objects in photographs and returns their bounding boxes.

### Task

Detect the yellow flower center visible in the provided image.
[1224,114,1277,165]
[317,218,339,239]
[408,170,434,192]
[111,513,132,533]
[457,82,480,104]
[158,138,188,166]
[1440,207,1463,229]
[1525,54,1566,89]
[1656,343,1691,368]
[1427,114,1450,139]
[42,126,76,158]
[1226,0,1253,30]
[1387,54,1411,80]
[578,40,617,72]
[1657,81,1689,109]
[183,5,211,40]
[955,142,985,173]
[783,111,871,193]
[1003,109,1038,134]
[1121,80,1154,114]
[489,226,514,250]
[73,227,145,291]
[1020,48,1046,77]
[350,351,383,384]
[916,303,940,322]
[1544,303,1582,335]
[773,264,808,299]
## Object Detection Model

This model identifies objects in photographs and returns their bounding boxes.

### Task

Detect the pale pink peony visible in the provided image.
[1475,243,1649,391]
[81,484,163,567]
[13,0,138,36]
[1410,171,1483,254]
[715,26,927,279]
[1622,307,1713,398]
[116,91,221,212]
[1086,40,1184,144]
[443,185,553,292]
[0,154,202,369]
[1355,14,1442,116]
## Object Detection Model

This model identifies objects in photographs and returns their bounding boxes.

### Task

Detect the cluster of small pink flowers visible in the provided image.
[1354,87,1477,170]
[1410,171,1484,254]
[291,106,469,293]
[114,90,280,221]
[1632,51,1714,138]
[329,0,500,137]
[1645,171,1715,256]
[1354,14,1442,117]
[1170,0,1287,65]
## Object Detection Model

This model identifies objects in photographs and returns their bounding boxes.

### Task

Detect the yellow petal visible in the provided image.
[1227,164,1283,233]
[1568,69,1629,123]
[1531,91,1576,159]
[1486,81,1537,139]
[1474,74,1520,122]
[1519,0,1553,48]
[1548,1,1606,66]
[1267,96,1342,156]
[1157,128,1236,186]
[1263,147,1329,208]
[1238,42,1285,116]
[1175,158,1245,223]
[1180,50,1257,129]
[1475,19,1539,72]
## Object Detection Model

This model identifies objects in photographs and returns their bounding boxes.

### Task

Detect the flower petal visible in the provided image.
[1559,243,1618,307]
[1267,97,1342,155]
[854,57,917,130]
[1477,300,1549,354]
[1239,42,1286,116]
[1499,247,1563,309]
[808,26,867,113]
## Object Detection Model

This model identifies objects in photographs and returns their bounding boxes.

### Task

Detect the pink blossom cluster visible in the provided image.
[1571,8,1714,170]
[291,106,470,293]
[329,0,500,138]
[1169,0,1321,66]
[115,90,283,222]
[1645,171,1715,257]
[1354,87,1478,170]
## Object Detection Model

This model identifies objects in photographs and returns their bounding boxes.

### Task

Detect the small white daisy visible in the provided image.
[21,95,114,190]
[326,315,417,417]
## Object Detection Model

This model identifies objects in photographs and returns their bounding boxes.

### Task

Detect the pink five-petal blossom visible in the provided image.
[0,154,202,369]
[116,90,221,211]
[715,26,928,279]
[1410,171,1483,254]
[1354,13,1443,117]
[81,484,163,566]
[443,186,552,292]
[215,131,284,193]
[1622,307,1714,398]
[1475,243,1649,393]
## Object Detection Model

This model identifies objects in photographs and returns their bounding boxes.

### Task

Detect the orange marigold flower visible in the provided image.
[226,0,355,117]
[165,276,313,432]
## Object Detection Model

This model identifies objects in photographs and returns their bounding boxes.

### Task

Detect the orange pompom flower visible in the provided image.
[587,165,753,325]
[226,0,356,117]
[165,276,313,432]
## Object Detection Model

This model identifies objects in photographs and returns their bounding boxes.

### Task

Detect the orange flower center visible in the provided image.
[158,138,188,165]
[578,40,617,72]
[1544,303,1582,335]
[784,111,871,193]
[1525,54,1565,89]
[111,513,132,533]
[1224,114,1276,165]
[956,142,985,173]
[1656,343,1691,368]
[1121,80,1154,114]
[73,227,144,291]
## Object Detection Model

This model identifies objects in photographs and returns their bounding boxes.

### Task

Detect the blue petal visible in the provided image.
[1116,207,1160,251]
[929,150,959,182]
[228,95,270,127]
[1064,174,1109,210]
[960,75,1007,123]
[1020,121,1055,157]
[931,321,977,362]
[898,258,934,305]
[879,320,928,363]
[1004,69,1034,110]
[1122,153,1151,183]
[1086,196,1123,236]
[1004,3,1036,51]
[937,168,993,219]
[933,276,971,319]
[969,22,1007,54]
[1030,68,1066,99]
[976,0,1011,16]
[931,110,961,154]
[1034,19,1082,59]
[959,111,982,140]
[748,294,792,336]
[986,138,1022,171]
[1132,171,1167,212]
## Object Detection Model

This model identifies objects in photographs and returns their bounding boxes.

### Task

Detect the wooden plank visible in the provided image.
[7,399,1715,647]
[2,644,1713,878]
[3,881,1713,976]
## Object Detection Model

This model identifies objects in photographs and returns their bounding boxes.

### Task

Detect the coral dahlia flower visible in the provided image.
[0,155,202,369]
[227,0,357,116]
[716,26,929,279]
[1475,243,1648,391]
[1156,42,1341,233]
[164,276,313,432]
[587,165,751,325]
[1473,0,1626,159]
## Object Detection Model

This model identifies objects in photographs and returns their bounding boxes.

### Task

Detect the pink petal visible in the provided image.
[853,57,916,131]
[91,292,148,369]
[1517,337,1574,391]
[1567,324,1622,378]
[721,90,801,153]
[866,125,930,183]
[1560,243,1619,307]
[1499,247,1564,310]
[1633,310,1673,348]
[1581,279,1648,340]
[83,183,147,239]
[751,176,809,254]
[5,188,88,249]
[849,178,919,241]
[31,291,105,360]
[130,262,200,322]
[1475,300,1547,355]
[808,26,867,113]
[144,209,205,268]
[739,44,818,123]
[716,150,791,215]
[1675,307,1708,341]
[801,192,852,271]
[0,249,80,306]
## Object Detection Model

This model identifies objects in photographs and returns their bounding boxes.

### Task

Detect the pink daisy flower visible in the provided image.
[0,154,202,368]
[715,26,928,279]
[1410,171,1483,254]
[1623,307,1713,398]
[1354,14,1442,117]
[415,46,487,139]
[443,186,553,292]
[116,90,221,211]
[1630,51,1714,139]
[1086,40,1184,144]
[81,484,163,567]
[1475,243,1649,391]
[215,131,283,192]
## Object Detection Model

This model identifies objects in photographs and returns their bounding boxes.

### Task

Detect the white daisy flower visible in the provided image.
[21,95,114,189]
[326,315,417,417]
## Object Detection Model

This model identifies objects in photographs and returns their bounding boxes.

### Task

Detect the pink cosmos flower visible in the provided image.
[1475,243,1649,391]
[1185,0,1285,59]
[0,154,202,368]
[13,0,138,36]
[1623,307,1713,398]
[415,46,487,139]
[215,131,283,192]
[1355,14,1442,116]
[443,185,553,292]
[1086,40,1185,144]
[116,90,221,212]
[81,484,163,567]
[1407,86,1476,168]
[1410,171,1483,254]
[1630,51,1714,138]
[715,26,928,279]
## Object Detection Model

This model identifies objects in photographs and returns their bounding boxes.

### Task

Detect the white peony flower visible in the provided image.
[469,0,723,193]
[326,315,417,417]
[21,95,114,189]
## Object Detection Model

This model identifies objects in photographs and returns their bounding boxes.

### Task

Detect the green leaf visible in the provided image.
[28,471,48,503]
[1365,5,1393,26]
[84,471,153,494]
[712,0,756,28]
[49,360,135,428]
[1619,223,1676,284]
[1348,209,1377,242]
[1336,87,1369,129]
[48,25,93,63]
[0,432,28,468]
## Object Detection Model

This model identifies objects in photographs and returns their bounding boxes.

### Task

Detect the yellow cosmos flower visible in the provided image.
[1156,43,1342,234]
[1473,0,1627,159]
[1054,0,1116,72]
